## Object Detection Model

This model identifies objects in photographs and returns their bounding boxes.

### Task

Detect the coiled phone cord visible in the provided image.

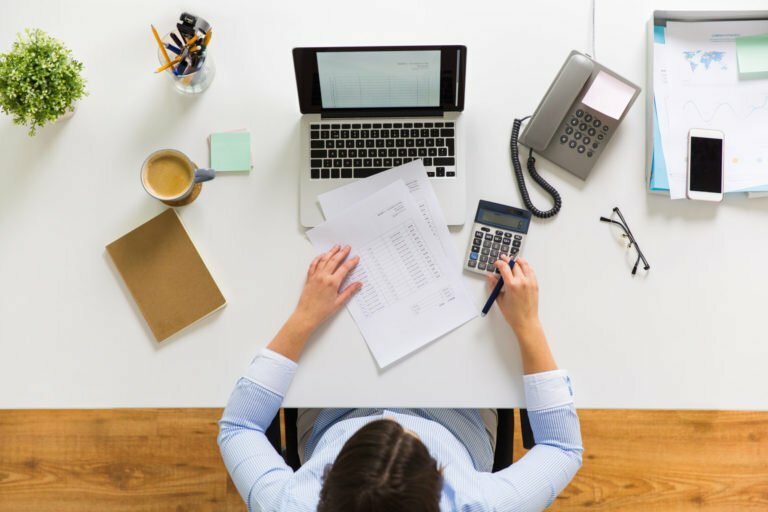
[510,117,562,219]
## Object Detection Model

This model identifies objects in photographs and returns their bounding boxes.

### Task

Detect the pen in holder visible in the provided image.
[156,35,215,94]
[151,15,215,95]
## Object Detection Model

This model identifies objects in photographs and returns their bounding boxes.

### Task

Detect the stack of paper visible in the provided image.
[307,161,476,368]
[651,20,768,198]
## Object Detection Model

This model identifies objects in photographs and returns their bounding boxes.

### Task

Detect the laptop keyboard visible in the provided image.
[309,121,456,180]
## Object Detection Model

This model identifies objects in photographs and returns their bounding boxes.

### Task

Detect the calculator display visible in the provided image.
[477,209,529,232]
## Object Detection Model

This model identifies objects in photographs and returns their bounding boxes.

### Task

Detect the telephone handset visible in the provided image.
[511,50,641,218]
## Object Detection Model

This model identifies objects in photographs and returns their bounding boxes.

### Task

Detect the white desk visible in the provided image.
[2,0,767,410]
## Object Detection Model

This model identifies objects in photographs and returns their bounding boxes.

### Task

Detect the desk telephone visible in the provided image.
[511,50,641,218]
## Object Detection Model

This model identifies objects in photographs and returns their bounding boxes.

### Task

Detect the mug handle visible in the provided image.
[194,168,216,183]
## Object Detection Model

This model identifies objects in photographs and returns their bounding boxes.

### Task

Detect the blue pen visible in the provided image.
[165,43,182,55]
[480,257,517,317]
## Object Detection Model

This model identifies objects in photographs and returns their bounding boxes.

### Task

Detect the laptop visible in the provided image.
[293,45,467,227]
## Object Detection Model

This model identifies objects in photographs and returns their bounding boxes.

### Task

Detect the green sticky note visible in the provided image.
[736,34,768,80]
[210,132,252,172]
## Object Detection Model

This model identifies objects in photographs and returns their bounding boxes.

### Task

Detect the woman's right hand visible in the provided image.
[487,255,540,335]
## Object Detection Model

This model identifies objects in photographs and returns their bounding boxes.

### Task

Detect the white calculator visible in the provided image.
[464,200,532,275]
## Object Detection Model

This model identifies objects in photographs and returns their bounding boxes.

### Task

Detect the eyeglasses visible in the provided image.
[599,207,650,275]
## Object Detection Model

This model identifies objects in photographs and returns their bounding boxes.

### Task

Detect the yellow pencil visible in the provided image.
[151,24,172,67]
[203,29,212,47]
[155,56,182,73]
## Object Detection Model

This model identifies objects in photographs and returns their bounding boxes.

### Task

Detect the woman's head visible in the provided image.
[317,419,442,512]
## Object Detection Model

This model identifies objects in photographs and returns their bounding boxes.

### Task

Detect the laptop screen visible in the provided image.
[316,51,441,109]
[293,46,466,114]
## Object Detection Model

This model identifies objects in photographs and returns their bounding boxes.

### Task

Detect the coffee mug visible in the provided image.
[140,149,215,204]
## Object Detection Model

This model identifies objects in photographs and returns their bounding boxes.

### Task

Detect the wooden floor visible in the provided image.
[1,409,766,511]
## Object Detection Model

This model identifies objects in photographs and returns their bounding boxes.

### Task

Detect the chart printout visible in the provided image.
[306,181,476,367]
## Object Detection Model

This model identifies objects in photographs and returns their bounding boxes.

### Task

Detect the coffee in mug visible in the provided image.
[141,149,215,204]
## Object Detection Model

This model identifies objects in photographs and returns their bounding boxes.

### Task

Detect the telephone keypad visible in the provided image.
[557,108,612,160]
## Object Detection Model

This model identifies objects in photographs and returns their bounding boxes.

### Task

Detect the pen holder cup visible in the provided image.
[158,34,215,95]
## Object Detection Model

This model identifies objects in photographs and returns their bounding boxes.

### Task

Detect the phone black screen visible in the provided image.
[690,136,723,193]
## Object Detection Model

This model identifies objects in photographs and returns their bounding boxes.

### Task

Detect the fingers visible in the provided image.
[325,245,351,273]
[334,254,360,281]
[335,281,363,307]
[486,273,500,291]
[318,245,340,270]
[307,254,323,277]
[516,257,536,284]
[495,256,516,284]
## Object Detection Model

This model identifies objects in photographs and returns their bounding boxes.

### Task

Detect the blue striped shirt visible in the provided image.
[219,349,582,512]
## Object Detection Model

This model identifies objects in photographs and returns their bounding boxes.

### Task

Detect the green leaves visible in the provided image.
[0,29,88,136]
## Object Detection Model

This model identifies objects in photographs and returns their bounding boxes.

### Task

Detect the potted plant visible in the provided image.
[0,29,87,135]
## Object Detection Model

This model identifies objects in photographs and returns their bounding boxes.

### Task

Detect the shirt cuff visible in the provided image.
[243,348,298,397]
[523,369,574,411]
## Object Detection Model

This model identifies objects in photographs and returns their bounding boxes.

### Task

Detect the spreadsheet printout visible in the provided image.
[318,160,460,267]
[306,180,476,367]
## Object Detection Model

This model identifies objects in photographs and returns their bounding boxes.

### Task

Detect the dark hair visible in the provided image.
[317,419,443,512]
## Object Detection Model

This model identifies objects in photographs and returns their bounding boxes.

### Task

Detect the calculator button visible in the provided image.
[473,237,482,245]
[570,118,578,126]
[582,137,591,145]
[577,145,586,154]
[474,231,483,238]
[500,246,509,254]
[481,227,490,232]
[587,151,594,157]
[565,127,574,135]
[593,119,601,128]
[483,240,492,248]
[477,263,486,270]
[584,114,593,123]
[576,109,584,117]
[472,246,480,253]
[494,236,502,242]
[569,140,577,149]
[588,128,596,136]
[504,232,512,237]
[468,260,477,268]
[492,242,500,250]
[574,132,582,140]
[579,123,588,131]
[481,248,490,255]
[485,234,493,240]
[593,142,599,149]
[487,259,496,268]
[514,235,523,240]
[602,125,610,132]
[495,230,503,236]
[559,135,568,144]
[490,250,499,258]
[513,241,522,247]
[511,247,519,254]
[470,252,479,260]
[480,255,488,263]
[597,134,604,141]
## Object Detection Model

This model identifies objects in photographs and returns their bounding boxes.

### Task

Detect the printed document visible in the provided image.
[658,20,768,198]
[318,160,460,266]
[307,181,476,368]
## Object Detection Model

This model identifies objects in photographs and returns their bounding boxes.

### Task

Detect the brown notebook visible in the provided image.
[106,209,226,342]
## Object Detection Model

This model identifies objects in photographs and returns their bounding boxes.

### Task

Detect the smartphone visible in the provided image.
[687,129,724,202]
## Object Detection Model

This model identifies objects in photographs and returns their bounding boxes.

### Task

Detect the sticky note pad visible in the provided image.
[735,34,768,80]
[210,132,252,172]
